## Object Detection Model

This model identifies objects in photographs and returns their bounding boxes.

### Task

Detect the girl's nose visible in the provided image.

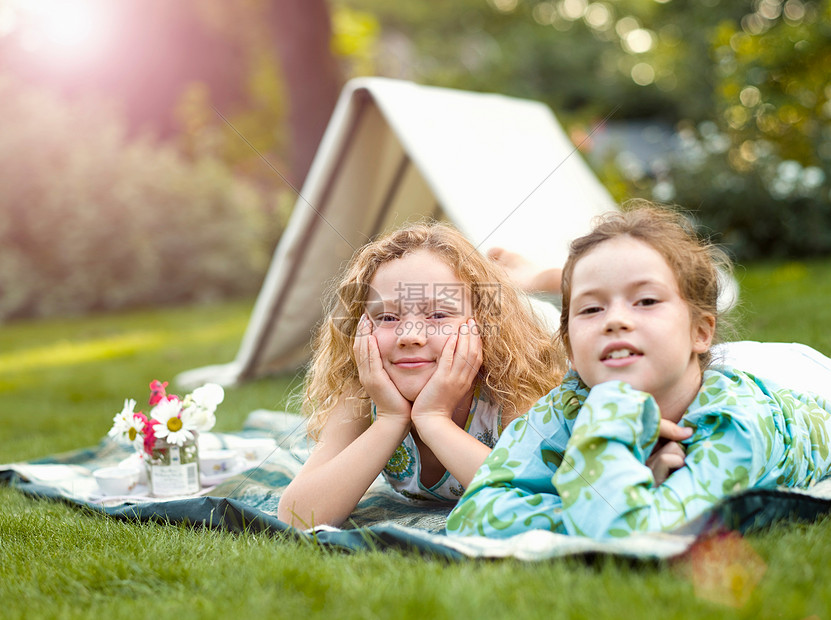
[604,302,633,333]
[396,320,428,346]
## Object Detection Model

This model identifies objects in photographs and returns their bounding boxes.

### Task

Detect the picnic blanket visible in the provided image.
[3,410,831,561]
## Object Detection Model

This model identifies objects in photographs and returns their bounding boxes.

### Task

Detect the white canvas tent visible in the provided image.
[177,77,616,387]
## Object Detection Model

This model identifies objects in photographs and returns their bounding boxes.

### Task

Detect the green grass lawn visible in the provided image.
[2,259,831,619]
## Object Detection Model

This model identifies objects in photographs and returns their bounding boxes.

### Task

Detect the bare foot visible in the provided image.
[487,247,562,294]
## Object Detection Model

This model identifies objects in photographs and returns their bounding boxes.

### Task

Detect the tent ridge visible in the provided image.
[238,90,374,380]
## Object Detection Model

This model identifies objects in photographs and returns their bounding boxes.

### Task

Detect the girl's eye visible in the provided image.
[377,313,399,322]
[578,306,602,315]
[636,298,659,307]
[428,311,449,320]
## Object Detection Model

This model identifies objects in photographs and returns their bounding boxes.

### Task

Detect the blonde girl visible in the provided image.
[447,203,831,539]
[277,222,563,528]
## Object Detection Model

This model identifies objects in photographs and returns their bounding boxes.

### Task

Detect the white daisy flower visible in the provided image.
[150,397,196,446]
[181,383,224,432]
[108,398,137,440]
[125,413,147,452]
[190,383,224,410]
[180,403,216,433]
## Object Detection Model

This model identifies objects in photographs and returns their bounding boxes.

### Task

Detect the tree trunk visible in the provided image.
[269,0,344,187]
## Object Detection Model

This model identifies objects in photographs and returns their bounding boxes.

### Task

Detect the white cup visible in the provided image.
[199,449,239,475]
[93,466,140,495]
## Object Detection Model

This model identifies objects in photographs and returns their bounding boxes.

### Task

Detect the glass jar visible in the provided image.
[146,435,201,497]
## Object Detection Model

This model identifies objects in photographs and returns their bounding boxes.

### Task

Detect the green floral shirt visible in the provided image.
[446,367,831,539]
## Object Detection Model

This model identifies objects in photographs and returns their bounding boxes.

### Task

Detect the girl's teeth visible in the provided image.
[607,350,631,359]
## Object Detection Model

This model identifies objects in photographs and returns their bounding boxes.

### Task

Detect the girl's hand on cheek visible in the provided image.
[412,318,482,427]
[353,314,412,425]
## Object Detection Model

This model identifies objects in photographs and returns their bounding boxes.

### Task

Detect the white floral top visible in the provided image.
[372,388,502,502]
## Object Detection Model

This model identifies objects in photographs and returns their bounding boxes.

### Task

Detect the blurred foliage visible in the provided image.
[0,0,829,325]
[331,4,382,77]
[654,121,831,260]
[340,0,733,122]
[343,0,830,260]
[0,76,283,321]
[639,1,831,259]
[0,0,345,185]
[0,0,372,321]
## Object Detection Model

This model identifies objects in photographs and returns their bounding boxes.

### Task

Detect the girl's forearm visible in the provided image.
[412,417,492,487]
[277,418,410,528]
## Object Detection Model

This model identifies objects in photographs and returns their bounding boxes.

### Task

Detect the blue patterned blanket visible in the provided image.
[3,410,831,561]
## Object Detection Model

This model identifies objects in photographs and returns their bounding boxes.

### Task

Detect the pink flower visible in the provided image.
[143,418,160,456]
[148,380,169,406]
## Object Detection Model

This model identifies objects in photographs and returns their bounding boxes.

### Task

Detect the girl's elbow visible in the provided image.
[276,495,299,526]
[277,498,345,529]
[278,484,352,529]
[277,489,315,528]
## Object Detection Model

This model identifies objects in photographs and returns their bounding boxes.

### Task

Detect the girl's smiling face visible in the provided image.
[366,249,472,401]
[567,235,714,421]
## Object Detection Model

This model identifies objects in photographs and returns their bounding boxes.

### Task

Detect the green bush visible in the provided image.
[0,76,280,321]
[662,123,831,260]
[594,119,831,261]
[604,4,831,261]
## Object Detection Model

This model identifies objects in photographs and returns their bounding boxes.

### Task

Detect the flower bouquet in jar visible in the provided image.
[108,380,224,496]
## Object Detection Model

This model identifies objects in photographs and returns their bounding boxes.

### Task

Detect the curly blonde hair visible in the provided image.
[303,221,565,439]
[559,200,733,369]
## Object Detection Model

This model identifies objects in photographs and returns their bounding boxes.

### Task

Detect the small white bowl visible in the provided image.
[199,449,239,474]
[93,466,140,495]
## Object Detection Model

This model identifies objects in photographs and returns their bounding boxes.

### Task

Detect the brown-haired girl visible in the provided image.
[447,203,831,539]
[277,221,564,528]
